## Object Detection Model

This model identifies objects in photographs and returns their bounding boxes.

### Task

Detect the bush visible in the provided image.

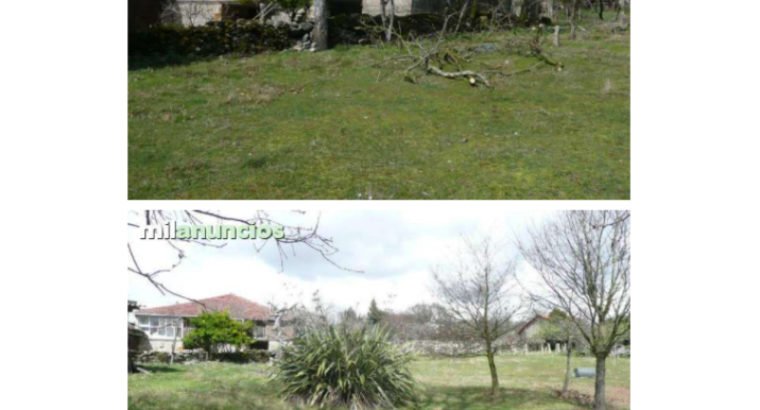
[216,349,272,364]
[274,326,417,409]
[128,19,292,58]
[183,311,253,358]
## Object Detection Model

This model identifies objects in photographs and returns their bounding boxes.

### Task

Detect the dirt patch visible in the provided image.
[555,387,630,409]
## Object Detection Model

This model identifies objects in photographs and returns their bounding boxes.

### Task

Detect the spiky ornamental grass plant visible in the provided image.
[274,325,417,409]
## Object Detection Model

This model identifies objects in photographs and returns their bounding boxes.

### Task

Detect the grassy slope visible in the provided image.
[128,21,629,199]
[128,355,630,409]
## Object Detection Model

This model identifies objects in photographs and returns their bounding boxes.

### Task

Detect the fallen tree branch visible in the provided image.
[485,63,545,77]
[400,12,491,88]
[427,65,491,87]
[530,25,564,71]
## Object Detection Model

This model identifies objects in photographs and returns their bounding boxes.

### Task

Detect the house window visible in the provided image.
[137,316,182,338]
[182,318,194,337]
[253,325,266,339]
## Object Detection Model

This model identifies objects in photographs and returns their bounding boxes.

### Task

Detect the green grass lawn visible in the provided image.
[128,354,630,409]
[128,21,629,199]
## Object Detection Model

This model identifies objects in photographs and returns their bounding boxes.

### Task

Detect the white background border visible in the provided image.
[3,0,760,408]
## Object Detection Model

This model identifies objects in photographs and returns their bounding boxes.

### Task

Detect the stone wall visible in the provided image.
[137,350,208,364]
[398,340,486,356]
[136,349,272,364]
[397,339,576,356]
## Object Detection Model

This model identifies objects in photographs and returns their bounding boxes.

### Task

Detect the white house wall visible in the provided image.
[362,0,413,17]
[147,338,185,352]
[177,1,226,27]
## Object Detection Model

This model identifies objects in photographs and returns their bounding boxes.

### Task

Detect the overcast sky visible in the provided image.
[127,207,557,314]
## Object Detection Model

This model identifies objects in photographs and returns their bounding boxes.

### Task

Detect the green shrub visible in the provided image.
[274,326,417,409]
[128,20,292,58]
[217,349,272,363]
[183,311,253,357]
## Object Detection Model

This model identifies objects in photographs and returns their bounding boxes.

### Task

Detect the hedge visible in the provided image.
[129,19,294,57]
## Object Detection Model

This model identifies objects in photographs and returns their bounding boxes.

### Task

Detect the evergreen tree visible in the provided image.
[367,299,384,326]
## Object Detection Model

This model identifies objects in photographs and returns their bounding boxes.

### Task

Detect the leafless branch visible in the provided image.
[127,210,360,305]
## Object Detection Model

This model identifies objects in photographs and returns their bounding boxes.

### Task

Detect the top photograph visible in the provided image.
[128,0,630,199]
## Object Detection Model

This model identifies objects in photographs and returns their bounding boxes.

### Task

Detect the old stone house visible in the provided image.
[155,0,558,27]
[361,0,556,19]
[513,313,552,351]
[495,313,565,352]
[171,0,232,26]
[361,0,448,16]
[133,293,293,352]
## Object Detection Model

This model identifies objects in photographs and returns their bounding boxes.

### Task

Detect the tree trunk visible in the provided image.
[552,25,560,47]
[170,335,177,365]
[386,0,395,42]
[482,265,498,395]
[470,0,479,25]
[562,340,571,395]
[616,0,626,24]
[454,0,471,33]
[597,0,604,20]
[593,354,607,410]
[485,340,499,394]
[569,0,578,40]
[311,0,328,51]
[380,0,387,39]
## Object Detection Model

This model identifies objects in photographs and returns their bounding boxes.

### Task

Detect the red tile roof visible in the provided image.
[516,314,549,335]
[135,294,271,321]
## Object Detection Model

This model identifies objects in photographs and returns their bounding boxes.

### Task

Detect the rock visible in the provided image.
[292,22,313,32]
[471,43,499,53]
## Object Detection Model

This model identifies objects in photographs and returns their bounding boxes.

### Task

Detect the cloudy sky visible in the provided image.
[127,206,558,314]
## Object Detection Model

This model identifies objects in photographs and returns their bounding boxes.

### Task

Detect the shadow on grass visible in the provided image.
[135,364,185,373]
[418,386,581,410]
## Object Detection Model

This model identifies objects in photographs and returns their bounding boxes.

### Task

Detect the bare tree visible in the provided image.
[519,210,630,410]
[454,0,472,33]
[538,309,582,395]
[596,0,604,20]
[614,0,628,25]
[160,0,211,26]
[127,210,358,304]
[488,0,512,29]
[432,236,521,395]
[255,2,279,24]
[559,0,580,40]
[386,0,395,42]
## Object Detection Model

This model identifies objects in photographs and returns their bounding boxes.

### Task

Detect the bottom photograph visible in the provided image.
[127,209,630,410]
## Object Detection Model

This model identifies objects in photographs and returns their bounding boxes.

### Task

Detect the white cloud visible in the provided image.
[127,208,554,312]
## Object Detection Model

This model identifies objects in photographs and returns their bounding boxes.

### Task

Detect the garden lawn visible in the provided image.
[128,354,630,409]
[129,21,629,199]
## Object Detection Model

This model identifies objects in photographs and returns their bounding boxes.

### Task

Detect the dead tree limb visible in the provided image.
[485,63,545,77]
[530,25,564,70]
[400,12,491,87]
[427,65,491,87]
